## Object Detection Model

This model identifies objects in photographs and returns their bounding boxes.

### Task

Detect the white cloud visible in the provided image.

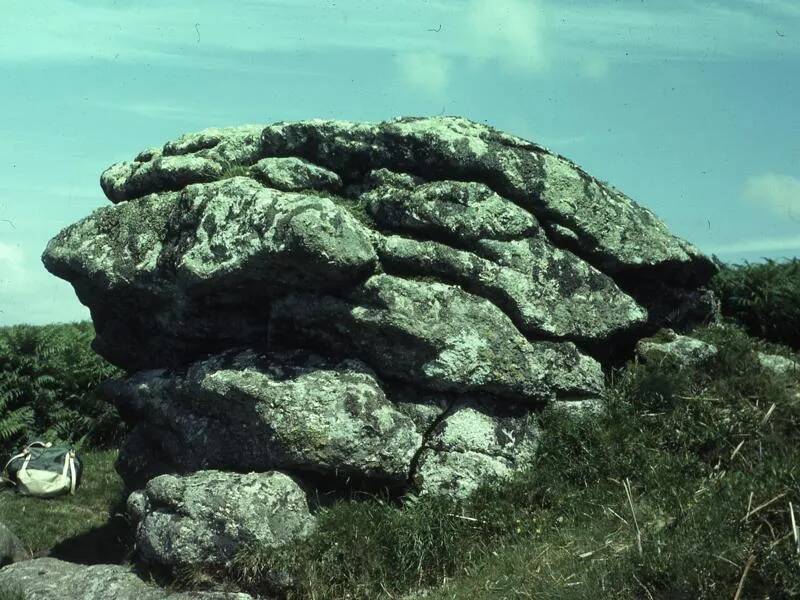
[0,241,89,326]
[0,242,25,278]
[395,51,451,95]
[87,99,237,125]
[464,0,547,72]
[742,173,800,218]
[582,56,610,79]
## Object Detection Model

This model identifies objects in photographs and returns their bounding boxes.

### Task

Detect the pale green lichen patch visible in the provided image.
[270,274,605,402]
[105,350,423,484]
[133,469,315,569]
[413,398,540,499]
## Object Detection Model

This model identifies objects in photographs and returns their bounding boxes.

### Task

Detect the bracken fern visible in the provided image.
[709,256,800,349]
[0,322,124,454]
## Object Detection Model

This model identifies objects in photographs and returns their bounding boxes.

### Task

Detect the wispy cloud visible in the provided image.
[706,235,800,255]
[0,242,25,279]
[464,0,547,72]
[2,0,796,70]
[87,99,237,124]
[742,172,800,219]
[395,51,451,95]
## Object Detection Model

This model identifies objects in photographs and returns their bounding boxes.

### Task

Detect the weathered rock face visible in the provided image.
[103,350,426,488]
[413,399,540,499]
[43,117,718,507]
[127,470,315,569]
[44,177,378,369]
[0,558,253,599]
[269,275,604,403]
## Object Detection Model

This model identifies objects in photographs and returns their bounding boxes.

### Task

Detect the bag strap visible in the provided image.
[60,451,78,495]
[2,450,29,485]
[19,454,31,477]
[69,453,77,495]
[2,442,48,477]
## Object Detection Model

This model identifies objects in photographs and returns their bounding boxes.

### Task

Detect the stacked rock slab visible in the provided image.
[42,117,718,567]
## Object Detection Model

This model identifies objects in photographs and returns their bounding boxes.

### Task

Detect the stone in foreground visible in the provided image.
[635,328,718,368]
[0,558,252,599]
[128,470,315,569]
[637,328,800,381]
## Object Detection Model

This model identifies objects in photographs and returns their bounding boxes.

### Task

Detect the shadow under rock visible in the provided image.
[47,511,134,566]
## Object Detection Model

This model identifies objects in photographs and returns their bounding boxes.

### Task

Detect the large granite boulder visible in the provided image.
[43,116,718,505]
[45,117,717,374]
[127,470,315,569]
[0,558,252,599]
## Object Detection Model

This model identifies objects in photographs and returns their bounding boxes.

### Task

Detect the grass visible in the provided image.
[194,321,800,599]
[219,164,252,180]
[0,449,130,563]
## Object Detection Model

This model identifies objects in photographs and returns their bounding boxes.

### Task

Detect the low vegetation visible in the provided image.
[709,256,800,350]
[192,320,799,599]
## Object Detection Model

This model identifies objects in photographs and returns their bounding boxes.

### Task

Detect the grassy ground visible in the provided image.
[195,321,800,600]
[0,449,130,564]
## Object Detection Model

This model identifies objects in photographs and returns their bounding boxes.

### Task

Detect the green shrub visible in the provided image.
[0,322,124,454]
[709,256,800,349]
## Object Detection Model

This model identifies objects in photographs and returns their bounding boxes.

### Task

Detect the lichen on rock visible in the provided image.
[41,116,720,573]
[128,470,315,569]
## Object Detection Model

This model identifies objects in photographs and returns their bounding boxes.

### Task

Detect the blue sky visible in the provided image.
[1,0,799,325]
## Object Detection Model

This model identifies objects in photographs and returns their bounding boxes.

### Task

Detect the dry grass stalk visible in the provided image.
[741,492,788,522]
[633,573,655,600]
[790,502,799,555]
[623,478,642,556]
[760,403,776,426]
[730,440,745,460]
[733,554,756,600]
